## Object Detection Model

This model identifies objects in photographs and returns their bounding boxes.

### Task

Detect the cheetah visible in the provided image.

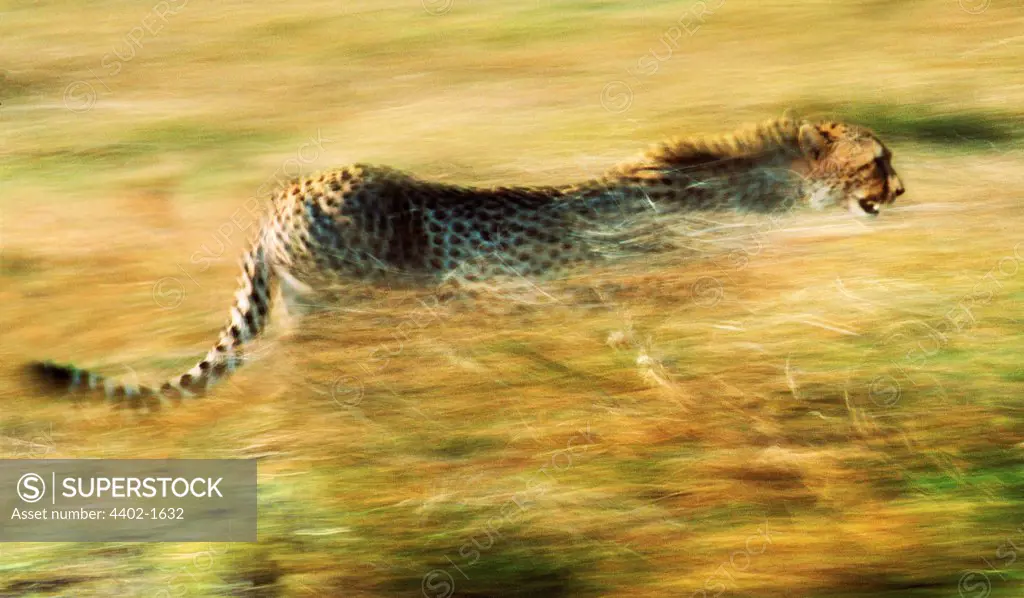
[27,115,905,409]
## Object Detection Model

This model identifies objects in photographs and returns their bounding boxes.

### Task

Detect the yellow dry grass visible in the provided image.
[1,1,1022,596]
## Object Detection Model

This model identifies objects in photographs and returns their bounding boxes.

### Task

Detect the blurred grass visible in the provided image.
[1,0,1024,597]
[797,102,1021,149]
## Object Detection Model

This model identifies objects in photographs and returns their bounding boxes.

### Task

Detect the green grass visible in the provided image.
[800,102,1021,149]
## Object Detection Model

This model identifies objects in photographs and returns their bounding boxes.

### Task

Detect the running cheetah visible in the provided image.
[27,116,905,409]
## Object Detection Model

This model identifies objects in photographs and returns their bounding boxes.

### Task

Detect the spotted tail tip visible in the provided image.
[24,360,162,410]
[24,360,80,394]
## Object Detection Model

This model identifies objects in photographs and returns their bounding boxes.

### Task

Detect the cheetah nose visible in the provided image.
[893,182,905,197]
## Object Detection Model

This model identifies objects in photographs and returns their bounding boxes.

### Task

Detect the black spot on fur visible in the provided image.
[160,382,182,400]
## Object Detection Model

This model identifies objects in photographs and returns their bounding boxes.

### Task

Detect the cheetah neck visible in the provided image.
[559,149,808,224]
[558,118,812,224]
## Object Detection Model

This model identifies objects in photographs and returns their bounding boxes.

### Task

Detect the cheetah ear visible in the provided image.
[798,123,828,161]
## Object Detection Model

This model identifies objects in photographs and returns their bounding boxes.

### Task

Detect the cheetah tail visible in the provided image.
[25,239,277,410]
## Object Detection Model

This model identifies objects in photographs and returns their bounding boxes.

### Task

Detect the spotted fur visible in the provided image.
[27,115,904,409]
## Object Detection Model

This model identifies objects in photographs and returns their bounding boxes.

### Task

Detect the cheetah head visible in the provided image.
[796,121,905,217]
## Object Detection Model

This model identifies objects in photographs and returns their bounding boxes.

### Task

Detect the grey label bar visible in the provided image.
[0,460,256,542]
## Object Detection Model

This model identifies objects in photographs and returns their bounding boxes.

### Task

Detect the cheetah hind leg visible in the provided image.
[275,267,322,318]
[272,267,394,340]
[272,266,336,343]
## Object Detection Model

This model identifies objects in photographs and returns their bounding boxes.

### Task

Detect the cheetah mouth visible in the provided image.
[856,199,880,216]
